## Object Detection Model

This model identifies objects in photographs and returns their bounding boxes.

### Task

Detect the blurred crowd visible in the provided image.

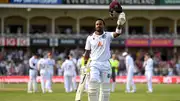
[130,51,180,76]
[0,48,180,76]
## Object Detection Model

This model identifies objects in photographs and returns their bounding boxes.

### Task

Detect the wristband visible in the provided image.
[115,28,122,33]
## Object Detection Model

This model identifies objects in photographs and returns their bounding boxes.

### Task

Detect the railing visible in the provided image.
[151,34,177,39]
[0,33,88,38]
[127,34,177,39]
[0,33,179,39]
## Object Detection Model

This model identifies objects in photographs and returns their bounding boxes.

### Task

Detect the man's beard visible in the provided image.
[96,28,103,33]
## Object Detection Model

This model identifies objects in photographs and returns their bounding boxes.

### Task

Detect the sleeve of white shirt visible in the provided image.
[72,62,76,71]
[147,59,153,68]
[37,59,42,70]
[105,32,114,43]
[110,32,115,39]
[61,62,66,71]
[53,59,55,66]
[85,36,91,50]
[77,58,81,68]
[125,57,129,68]
[107,32,114,40]
[73,58,77,64]
[29,58,35,68]
[143,61,147,68]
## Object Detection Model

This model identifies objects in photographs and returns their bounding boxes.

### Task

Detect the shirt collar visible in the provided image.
[93,31,106,37]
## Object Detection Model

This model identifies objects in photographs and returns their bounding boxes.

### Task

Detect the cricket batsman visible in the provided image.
[83,1,126,100]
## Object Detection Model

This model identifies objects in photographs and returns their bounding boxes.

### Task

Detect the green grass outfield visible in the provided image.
[0,83,179,101]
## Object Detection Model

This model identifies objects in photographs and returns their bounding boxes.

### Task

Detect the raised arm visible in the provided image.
[112,12,126,38]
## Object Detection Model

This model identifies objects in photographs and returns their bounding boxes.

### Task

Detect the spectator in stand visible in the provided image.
[0,48,179,76]
[135,59,143,75]
[154,66,160,76]
[6,61,16,76]
[0,52,3,61]
[175,55,180,75]
[57,60,63,76]
[118,53,126,76]
[23,60,29,75]
[0,61,7,75]
[168,58,176,76]
[159,60,168,76]
[153,52,161,75]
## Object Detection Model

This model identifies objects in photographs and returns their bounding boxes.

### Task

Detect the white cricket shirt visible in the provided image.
[46,58,55,72]
[29,56,39,70]
[125,55,134,69]
[85,32,114,61]
[143,58,153,72]
[61,59,76,76]
[38,58,46,70]
[38,58,47,74]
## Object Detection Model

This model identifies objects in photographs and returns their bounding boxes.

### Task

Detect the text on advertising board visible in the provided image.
[63,0,157,5]
[117,0,156,5]
[0,38,4,46]
[33,39,47,44]
[17,38,30,46]
[10,0,62,4]
[5,38,17,46]
[60,39,76,44]
[126,39,149,47]
[31,38,49,46]
[1,76,180,84]
[150,39,173,47]
[160,0,180,5]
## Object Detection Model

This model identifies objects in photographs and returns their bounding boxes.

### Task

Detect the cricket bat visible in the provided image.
[75,63,90,101]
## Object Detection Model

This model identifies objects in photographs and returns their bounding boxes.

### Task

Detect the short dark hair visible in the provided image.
[65,56,70,60]
[145,53,152,58]
[96,18,105,25]
[33,53,40,57]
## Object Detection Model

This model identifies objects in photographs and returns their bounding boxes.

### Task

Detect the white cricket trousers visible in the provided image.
[64,75,73,93]
[40,70,47,93]
[46,70,53,91]
[88,60,111,101]
[28,69,38,92]
[72,72,77,91]
[126,67,136,92]
[145,71,153,92]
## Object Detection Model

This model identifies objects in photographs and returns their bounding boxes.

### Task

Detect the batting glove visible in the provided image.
[84,67,90,74]
[117,12,126,26]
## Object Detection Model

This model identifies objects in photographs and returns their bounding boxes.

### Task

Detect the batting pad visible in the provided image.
[88,81,100,101]
[99,83,111,101]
